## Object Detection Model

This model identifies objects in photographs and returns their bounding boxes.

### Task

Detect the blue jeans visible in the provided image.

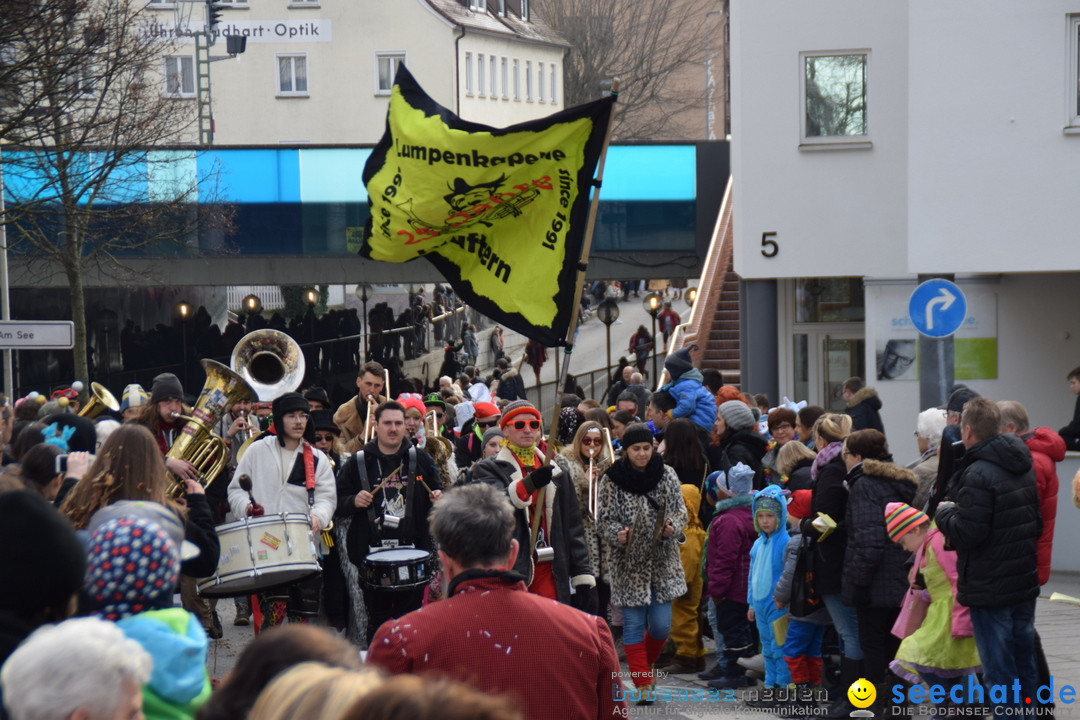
[623,600,673,645]
[969,600,1038,718]
[822,593,863,660]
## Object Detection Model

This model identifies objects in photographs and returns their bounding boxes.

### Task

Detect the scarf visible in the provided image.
[504,441,540,470]
[605,452,665,496]
[810,440,843,480]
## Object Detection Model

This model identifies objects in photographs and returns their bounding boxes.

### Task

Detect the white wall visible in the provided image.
[458,36,564,128]
[865,273,1080,463]
[731,0,909,279]
[907,2,1080,273]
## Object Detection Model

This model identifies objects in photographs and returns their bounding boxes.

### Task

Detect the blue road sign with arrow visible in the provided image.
[909,279,967,338]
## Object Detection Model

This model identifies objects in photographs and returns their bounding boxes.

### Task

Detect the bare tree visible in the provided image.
[539,0,710,141]
[1,0,230,386]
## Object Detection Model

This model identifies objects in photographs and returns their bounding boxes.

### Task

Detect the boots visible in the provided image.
[624,641,655,706]
[824,657,863,719]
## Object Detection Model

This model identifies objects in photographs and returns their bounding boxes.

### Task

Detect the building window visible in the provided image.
[512,58,520,100]
[801,51,869,146]
[501,57,508,99]
[163,55,194,98]
[489,55,497,97]
[520,0,529,21]
[376,52,405,95]
[550,63,557,105]
[469,0,485,10]
[465,52,474,95]
[1070,16,1080,128]
[288,0,319,6]
[525,60,532,101]
[477,53,485,97]
[537,62,544,103]
[146,0,175,7]
[277,53,308,96]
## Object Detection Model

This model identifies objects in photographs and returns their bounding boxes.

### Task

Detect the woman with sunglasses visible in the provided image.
[598,423,687,704]
[310,410,346,470]
[471,400,596,613]
[554,421,615,621]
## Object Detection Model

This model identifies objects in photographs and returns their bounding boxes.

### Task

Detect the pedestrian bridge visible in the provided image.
[5,142,727,288]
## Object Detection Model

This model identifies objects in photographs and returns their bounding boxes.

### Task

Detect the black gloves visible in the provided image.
[524,465,554,494]
[570,585,599,615]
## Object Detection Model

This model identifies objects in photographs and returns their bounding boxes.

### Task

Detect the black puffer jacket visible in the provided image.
[841,459,917,608]
[707,429,768,489]
[799,453,848,595]
[935,433,1041,608]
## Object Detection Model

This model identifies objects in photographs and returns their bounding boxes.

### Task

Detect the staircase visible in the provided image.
[678,176,742,386]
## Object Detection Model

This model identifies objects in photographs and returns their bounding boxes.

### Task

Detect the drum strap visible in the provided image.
[353,451,381,531]
[302,442,316,508]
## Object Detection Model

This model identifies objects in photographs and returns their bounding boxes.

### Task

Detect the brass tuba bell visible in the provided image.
[230,329,305,402]
[166,359,257,497]
[78,382,120,419]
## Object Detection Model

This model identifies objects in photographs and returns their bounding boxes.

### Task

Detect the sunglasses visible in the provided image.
[314,433,334,442]
[476,420,498,428]
[512,420,541,430]
[581,437,602,446]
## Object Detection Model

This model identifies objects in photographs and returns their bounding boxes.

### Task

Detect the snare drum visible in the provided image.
[197,513,320,598]
[362,547,434,591]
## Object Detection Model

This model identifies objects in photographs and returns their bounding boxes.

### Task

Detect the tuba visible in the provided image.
[230,329,305,402]
[166,359,257,497]
[78,382,120,419]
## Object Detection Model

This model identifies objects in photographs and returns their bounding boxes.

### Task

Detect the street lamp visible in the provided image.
[241,294,262,332]
[303,288,319,308]
[596,299,620,382]
[355,283,373,362]
[642,292,662,382]
[686,287,698,307]
[175,301,193,389]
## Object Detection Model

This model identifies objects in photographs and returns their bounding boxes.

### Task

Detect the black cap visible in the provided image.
[149,373,184,405]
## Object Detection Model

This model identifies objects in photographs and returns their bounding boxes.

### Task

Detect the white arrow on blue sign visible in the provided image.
[908,279,967,338]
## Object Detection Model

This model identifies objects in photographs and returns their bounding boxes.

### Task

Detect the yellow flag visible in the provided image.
[361,65,615,346]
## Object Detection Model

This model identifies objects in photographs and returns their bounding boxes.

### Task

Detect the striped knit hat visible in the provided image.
[885,502,928,542]
[500,400,541,428]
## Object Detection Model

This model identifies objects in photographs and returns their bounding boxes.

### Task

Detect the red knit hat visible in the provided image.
[500,400,541,428]
[472,402,501,420]
[397,393,426,417]
[786,489,813,520]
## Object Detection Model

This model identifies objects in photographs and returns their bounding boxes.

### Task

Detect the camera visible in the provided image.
[54,454,68,475]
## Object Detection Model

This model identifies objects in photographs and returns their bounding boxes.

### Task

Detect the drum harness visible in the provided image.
[353,446,419,551]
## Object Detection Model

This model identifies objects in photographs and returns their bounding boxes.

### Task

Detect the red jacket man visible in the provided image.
[999,401,1065,585]
[367,483,623,720]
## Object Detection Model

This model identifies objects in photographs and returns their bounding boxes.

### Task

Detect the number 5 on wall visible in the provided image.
[761,232,779,258]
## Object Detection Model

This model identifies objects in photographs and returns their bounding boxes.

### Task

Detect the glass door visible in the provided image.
[790,330,864,412]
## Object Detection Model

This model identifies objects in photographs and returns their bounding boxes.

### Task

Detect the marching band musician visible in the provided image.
[132,372,221,637]
[423,393,456,442]
[333,400,443,645]
[470,400,597,613]
[227,392,336,629]
[333,361,389,454]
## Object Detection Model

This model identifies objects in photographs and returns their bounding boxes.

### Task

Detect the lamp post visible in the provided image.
[597,299,620,381]
[686,287,698,308]
[355,283,372,362]
[643,292,662,382]
[241,293,262,332]
[175,301,192,389]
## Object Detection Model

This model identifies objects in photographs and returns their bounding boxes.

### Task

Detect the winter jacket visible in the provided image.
[845,387,884,433]
[118,608,211,720]
[707,429,769,490]
[598,463,687,607]
[785,458,815,491]
[227,435,336,528]
[748,485,790,607]
[472,446,595,604]
[841,459,917,608]
[554,449,613,584]
[909,450,939,511]
[798,454,848,595]
[454,419,485,471]
[705,495,755,601]
[774,529,831,625]
[333,394,388,455]
[935,433,1041,608]
[1024,427,1065,585]
[1058,395,1080,452]
[663,370,717,434]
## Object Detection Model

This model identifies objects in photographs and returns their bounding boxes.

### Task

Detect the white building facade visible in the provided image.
[731,0,1080,566]
[143,0,566,144]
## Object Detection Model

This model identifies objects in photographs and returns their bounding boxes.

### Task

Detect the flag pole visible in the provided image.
[531,80,619,551]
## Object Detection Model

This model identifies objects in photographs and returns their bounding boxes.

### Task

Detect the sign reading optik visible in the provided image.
[140,19,332,43]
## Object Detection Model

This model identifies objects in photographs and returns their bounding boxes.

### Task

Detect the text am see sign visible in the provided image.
[0,321,75,349]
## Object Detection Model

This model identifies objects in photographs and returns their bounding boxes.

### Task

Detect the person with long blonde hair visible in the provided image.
[246,662,383,720]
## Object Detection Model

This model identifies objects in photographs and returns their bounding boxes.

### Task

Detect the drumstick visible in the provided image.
[370,464,404,495]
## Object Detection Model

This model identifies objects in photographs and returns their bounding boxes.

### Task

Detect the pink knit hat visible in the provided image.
[884,502,928,542]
